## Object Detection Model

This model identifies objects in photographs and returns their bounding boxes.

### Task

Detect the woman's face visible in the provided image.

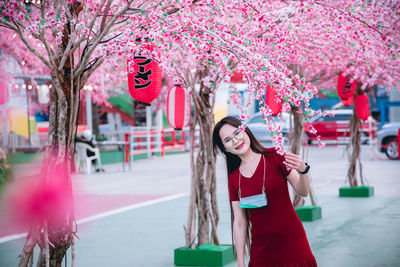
[219,124,251,156]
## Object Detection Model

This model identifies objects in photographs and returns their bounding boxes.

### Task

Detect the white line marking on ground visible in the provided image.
[0,233,28,244]
[0,193,188,244]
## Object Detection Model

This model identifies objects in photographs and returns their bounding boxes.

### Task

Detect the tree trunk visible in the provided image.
[19,83,77,266]
[289,106,306,207]
[92,101,100,138]
[346,93,364,187]
[184,79,219,248]
[19,30,80,266]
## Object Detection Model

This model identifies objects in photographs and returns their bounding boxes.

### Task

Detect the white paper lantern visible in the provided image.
[38,84,50,104]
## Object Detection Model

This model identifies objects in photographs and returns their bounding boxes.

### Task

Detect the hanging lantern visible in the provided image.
[38,84,50,104]
[341,97,353,106]
[167,84,191,130]
[230,71,244,83]
[0,82,9,105]
[127,44,162,106]
[337,72,356,99]
[355,94,370,120]
[266,85,282,116]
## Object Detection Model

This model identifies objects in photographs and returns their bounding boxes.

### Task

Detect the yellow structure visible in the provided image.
[0,107,37,137]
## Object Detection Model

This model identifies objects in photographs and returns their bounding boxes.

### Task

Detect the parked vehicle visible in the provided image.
[247,112,291,145]
[376,122,400,160]
[304,109,377,144]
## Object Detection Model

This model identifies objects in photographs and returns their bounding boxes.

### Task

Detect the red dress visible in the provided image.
[228,148,317,267]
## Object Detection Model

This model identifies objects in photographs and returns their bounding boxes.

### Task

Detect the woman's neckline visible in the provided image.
[239,153,262,179]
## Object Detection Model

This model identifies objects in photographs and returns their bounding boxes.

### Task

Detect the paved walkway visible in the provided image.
[0,145,400,266]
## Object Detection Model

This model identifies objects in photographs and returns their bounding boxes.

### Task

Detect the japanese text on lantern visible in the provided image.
[343,80,353,95]
[134,56,153,90]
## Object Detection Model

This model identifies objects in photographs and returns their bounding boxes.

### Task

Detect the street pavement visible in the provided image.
[0,144,400,267]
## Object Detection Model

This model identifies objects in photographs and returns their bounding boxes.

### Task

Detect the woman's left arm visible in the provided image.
[284,152,310,197]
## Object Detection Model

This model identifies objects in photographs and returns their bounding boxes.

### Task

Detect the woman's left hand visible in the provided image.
[284,152,307,173]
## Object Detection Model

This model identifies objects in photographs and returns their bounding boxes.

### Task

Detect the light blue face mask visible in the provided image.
[239,155,267,209]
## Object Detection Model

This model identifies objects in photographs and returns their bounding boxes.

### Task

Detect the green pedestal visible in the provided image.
[174,243,234,266]
[339,185,374,197]
[295,205,322,221]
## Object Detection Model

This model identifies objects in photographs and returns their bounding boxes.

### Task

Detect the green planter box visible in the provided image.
[174,243,234,266]
[295,205,322,222]
[339,185,374,197]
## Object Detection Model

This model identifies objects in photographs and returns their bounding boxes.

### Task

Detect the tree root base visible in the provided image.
[174,243,234,266]
[339,185,374,197]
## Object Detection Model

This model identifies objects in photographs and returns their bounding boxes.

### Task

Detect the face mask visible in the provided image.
[239,155,267,209]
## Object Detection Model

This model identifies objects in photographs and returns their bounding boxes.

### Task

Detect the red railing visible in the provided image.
[124,127,198,164]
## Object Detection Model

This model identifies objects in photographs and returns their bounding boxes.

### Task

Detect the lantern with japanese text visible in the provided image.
[337,72,356,100]
[355,94,370,120]
[0,82,9,105]
[266,85,282,116]
[167,85,191,130]
[341,97,353,106]
[127,45,162,106]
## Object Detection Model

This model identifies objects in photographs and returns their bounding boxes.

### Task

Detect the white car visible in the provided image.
[246,112,291,145]
[376,122,400,160]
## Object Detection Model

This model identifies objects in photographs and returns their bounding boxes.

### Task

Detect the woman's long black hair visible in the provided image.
[212,116,266,258]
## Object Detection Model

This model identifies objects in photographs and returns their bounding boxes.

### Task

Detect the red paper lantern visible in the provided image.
[230,71,244,83]
[0,82,9,105]
[397,129,400,160]
[337,72,356,99]
[355,94,370,120]
[127,45,162,106]
[266,85,282,116]
[341,97,353,106]
[167,85,191,130]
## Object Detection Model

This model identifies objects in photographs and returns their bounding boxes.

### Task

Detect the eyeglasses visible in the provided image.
[223,129,245,148]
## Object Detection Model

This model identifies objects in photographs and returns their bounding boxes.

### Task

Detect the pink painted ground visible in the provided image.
[0,194,169,238]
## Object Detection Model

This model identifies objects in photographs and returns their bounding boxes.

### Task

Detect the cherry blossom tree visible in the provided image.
[0,1,168,266]
[218,0,400,206]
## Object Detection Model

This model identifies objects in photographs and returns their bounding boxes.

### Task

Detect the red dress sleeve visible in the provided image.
[275,150,292,177]
[264,148,292,178]
[228,171,239,202]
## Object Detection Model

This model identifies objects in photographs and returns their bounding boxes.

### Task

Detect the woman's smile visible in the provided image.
[235,142,245,150]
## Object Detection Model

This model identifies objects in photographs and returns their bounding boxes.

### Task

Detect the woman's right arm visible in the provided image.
[231,201,247,267]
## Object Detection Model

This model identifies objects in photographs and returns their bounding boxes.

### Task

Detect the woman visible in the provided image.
[212,116,317,267]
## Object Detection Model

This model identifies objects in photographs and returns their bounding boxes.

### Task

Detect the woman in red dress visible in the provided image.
[212,116,317,267]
